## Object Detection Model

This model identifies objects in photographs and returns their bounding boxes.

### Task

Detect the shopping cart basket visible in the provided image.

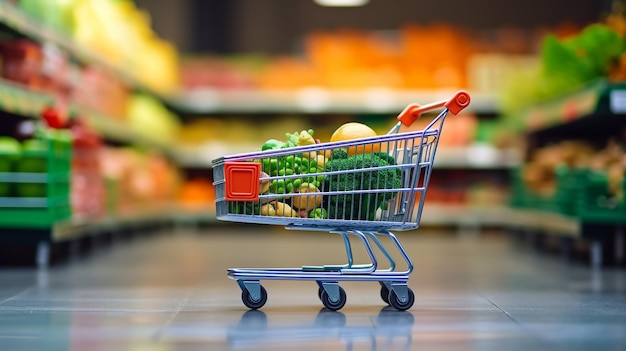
[213,91,470,311]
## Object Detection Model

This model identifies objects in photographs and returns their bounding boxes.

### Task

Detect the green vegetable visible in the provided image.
[324,152,402,221]
[262,139,285,151]
[260,129,326,192]
[309,208,328,219]
[229,201,261,215]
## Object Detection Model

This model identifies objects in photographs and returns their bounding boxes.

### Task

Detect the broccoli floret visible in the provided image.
[329,148,349,160]
[323,152,402,221]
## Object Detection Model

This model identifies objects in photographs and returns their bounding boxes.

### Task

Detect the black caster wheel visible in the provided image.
[380,283,390,305]
[388,287,414,311]
[318,287,324,300]
[242,285,268,310]
[320,286,347,311]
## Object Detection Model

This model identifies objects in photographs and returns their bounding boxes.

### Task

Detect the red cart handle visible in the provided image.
[397,90,470,127]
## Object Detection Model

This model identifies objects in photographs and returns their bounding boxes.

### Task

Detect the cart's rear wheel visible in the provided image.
[388,287,414,311]
[320,286,347,311]
[242,285,268,310]
[318,287,324,300]
[380,283,390,305]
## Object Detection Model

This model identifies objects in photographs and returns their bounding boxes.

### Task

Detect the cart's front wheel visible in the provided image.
[320,286,347,311]
[388,287,414,311]
[242,285,268,310]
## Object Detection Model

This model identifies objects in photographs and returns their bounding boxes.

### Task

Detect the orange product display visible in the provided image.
[256,25,473,90]
[178,178,216,210]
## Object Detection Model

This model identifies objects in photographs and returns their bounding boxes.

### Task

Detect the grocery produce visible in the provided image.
[259,172,271,194]
[308,208,328,219]
[262,129,316,151]
[502,16,626,118]
[127,93,180,144]
[329,122,378,156]
[323,150,402,220]
[16,138,48,198]
[0,136,21,197]
[290,182,322,210]
[41,105,66,129]
[260,201,298,217]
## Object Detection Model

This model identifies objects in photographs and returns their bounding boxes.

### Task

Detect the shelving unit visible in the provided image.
[0,1,186,266]
[0,0,619,271]
[0,1,175,100]
[0,78,181,158]
[509,79,626,267]
[172,88,500,115]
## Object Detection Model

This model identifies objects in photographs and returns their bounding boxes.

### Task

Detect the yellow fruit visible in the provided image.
[329,122,378,156]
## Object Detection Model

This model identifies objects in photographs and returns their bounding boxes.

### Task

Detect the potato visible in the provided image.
[291,183,322,210]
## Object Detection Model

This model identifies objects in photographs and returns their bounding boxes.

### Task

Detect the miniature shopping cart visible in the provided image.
[212,91,470,311]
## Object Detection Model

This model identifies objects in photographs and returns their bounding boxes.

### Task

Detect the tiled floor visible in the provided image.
[0,226,624,350]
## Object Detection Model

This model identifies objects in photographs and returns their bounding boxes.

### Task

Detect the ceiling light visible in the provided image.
[314,0,369,7]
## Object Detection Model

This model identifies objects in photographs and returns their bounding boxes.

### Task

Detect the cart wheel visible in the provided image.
[318,287,324,300]
[380,284,390,305]
[320,286,347,311]
[388,287,414,311]
[242,285,268,310]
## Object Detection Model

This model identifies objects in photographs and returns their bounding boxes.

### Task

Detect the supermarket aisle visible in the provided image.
[0,226,624,351]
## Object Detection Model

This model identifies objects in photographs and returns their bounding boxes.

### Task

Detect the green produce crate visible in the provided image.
[510,167,575,215]
[0,129,72,229]
[575,170,626,225]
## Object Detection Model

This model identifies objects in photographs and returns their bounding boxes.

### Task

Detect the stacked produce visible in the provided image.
[228,122,406,222]
[100,147,180,215]
[0,108,73,227]
[14,0,179,93]
[501,13,626,120]
[514,140,626,216]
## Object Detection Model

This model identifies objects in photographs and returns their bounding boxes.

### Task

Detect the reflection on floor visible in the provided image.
[0,225,624,350]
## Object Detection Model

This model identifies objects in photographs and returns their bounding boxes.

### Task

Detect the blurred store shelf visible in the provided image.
[0,78,182,159]
[0,1,176,101]
[171,88,500,114]
[519,79,626,133]
[176,142,520,170]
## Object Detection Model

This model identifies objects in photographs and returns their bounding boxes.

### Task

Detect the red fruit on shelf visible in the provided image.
[41,105,64,129]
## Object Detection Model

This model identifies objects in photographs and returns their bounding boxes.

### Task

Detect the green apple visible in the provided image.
[0,136,21,197]
[16,139,48,198]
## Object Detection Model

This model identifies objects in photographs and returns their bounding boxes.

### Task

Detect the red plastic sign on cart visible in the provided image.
[224,162,261,201]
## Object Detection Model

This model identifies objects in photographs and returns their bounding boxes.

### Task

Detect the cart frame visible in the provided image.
[213,91,470,311]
